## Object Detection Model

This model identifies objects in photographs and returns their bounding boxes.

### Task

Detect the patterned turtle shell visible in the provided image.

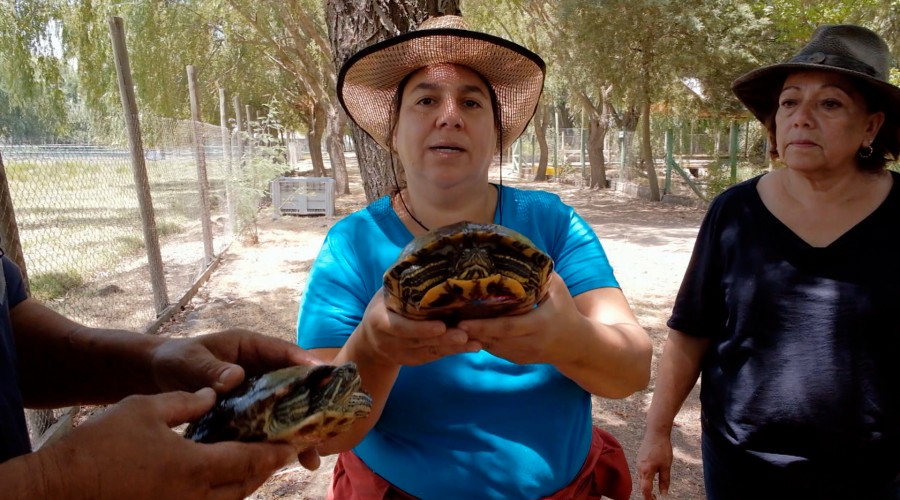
[184,362,372,448]
[383,221,554,322]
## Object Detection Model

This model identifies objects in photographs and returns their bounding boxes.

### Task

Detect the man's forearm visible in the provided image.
[0,445,95,500]
[13,298,165,407]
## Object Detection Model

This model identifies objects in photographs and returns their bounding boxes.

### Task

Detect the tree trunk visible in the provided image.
[640,90,661,201]
[534,103,550,181]
[308,102,327,177]
[325,103,350,195]
[620,107,639,180]
[326,0,461,202]
[588,116,608,189]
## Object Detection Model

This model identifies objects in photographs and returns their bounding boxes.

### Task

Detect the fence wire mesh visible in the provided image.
[2,116,234,333]
[512,120,770,197]
[0,112,282,442]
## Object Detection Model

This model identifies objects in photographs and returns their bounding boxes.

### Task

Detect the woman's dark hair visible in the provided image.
[764,75,899,171]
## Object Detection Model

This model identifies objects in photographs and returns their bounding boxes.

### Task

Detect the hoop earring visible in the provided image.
[859,145,874,159]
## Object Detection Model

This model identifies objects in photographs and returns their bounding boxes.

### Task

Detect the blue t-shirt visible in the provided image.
[297,185,619,499]
[1,255,31,463]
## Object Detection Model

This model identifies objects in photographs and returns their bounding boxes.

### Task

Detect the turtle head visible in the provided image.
[452,247,493,280]
[268,362,370,441]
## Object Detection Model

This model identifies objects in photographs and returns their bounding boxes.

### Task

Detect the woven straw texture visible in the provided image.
[339,16,545,151]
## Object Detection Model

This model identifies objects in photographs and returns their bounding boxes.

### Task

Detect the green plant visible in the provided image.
[705,160,768,198]
[30,270,84,302]
[156,220,183,237]
[116,235,146,253]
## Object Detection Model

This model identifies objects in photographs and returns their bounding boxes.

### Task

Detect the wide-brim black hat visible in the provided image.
[732,24,900,125]
[337,15,546,151]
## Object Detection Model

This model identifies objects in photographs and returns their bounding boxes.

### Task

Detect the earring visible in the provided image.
[859,145,874,159]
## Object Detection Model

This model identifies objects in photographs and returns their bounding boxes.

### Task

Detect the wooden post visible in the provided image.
[244,104,254,162]
[218,87,235,237]
[232,95,244,168]
[0,152,30,293]
[245,104,255,188]
[108,16,169,316]
[729,121,739,183]
[186,65,215,265]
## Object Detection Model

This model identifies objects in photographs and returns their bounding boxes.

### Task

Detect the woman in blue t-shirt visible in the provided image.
[297,15,652,500]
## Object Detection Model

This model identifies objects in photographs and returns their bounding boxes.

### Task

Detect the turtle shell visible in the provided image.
[383,221,554,321]
[184,362,372,448]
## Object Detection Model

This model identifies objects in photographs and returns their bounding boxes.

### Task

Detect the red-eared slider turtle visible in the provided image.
[384,221,554,322]
[184,362,372,448]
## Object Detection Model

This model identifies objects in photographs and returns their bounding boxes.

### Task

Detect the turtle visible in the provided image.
[383,221,554,322]
[183,362,372,448]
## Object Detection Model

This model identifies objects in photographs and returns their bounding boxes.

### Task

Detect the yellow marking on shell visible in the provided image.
[418,274,527,308]
[383,222,554,320]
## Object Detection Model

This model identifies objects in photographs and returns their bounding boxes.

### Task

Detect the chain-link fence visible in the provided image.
[2,117,231,331]
[511,120,770,198]
[0,110,289,444]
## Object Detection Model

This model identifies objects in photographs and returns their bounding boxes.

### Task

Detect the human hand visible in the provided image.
[457,273,581,365]
[150,328,322,394]
[636,430,674,500]
[43,389,296,499]
[358,291,481,366]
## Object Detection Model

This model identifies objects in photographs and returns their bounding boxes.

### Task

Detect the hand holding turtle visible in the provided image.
[149,329,325,470]
[456,272,583,365]
[356,291,481,367]
[9,389,295,499]
[150,328,323,394]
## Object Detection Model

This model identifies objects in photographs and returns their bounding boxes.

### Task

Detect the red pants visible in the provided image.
[328,426,632,500]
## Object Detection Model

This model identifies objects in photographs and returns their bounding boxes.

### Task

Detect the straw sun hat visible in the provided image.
[732,24,900,126]
[336,15,546,152]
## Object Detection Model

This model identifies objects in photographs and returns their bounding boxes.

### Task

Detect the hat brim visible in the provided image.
[338,28,546,151]
[732,62,900,124]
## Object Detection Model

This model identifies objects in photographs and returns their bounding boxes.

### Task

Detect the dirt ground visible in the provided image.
[158,162,709,500]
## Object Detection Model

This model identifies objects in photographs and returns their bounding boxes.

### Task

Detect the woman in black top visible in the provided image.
[638,24,900,500]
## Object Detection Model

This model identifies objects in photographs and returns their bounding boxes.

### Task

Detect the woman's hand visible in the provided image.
[356,291,482,366]
[456,273,582,365]
[637,430,674,500]
[458,272,652,397]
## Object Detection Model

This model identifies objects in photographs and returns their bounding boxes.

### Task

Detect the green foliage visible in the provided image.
[0,1,71,138]
[704,160,768,197]
[30,270,84,302]
[230,99,292,241]
[751,0,884,45]
[156,220,183,237]
[116,235,145,253]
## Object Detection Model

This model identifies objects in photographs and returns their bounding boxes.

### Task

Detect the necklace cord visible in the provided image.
[388,128,505,233]
[390,154,430,231]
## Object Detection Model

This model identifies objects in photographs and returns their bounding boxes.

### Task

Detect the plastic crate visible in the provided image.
[271,177,335,218]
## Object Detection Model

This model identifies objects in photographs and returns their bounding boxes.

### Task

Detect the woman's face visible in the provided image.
[774,70,884,172]
[392,64,498,190]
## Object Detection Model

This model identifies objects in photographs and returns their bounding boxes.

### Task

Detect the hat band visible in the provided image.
[789,52,878,77]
